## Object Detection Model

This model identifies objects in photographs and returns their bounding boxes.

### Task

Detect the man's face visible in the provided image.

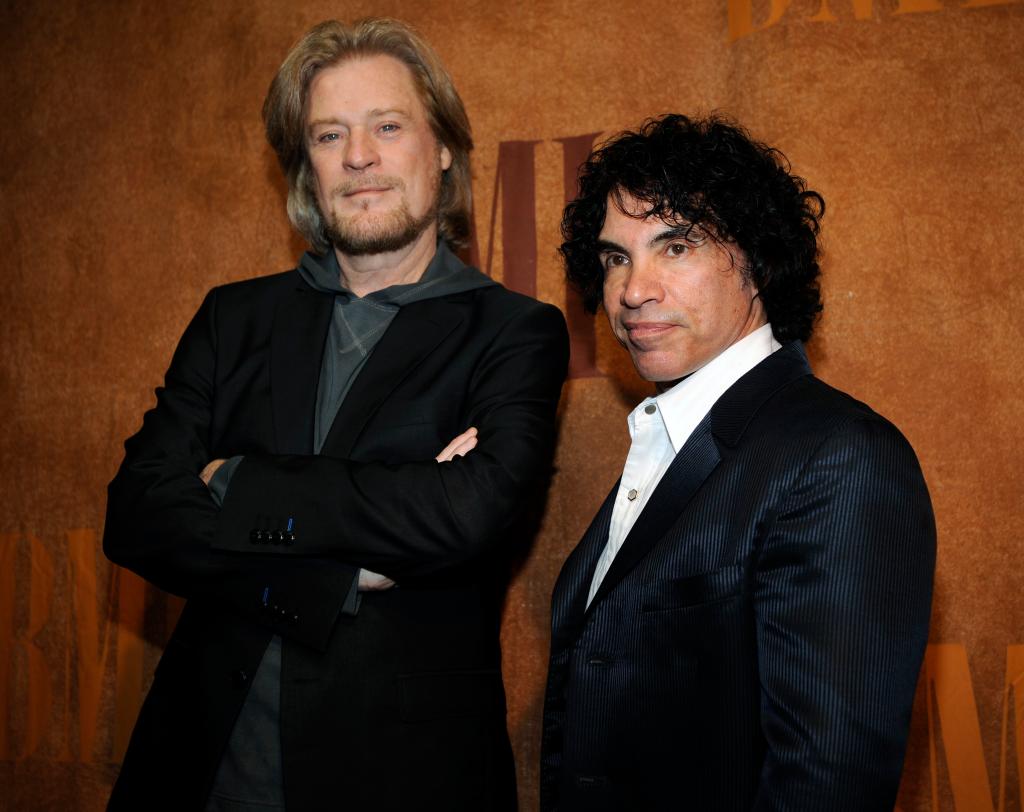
[306,54,452,257]
[599,192,767,387]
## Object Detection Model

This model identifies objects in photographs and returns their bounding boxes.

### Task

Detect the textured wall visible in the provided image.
[1,0,1022,809]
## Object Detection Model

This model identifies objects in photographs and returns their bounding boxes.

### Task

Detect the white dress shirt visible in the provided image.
[586,323,782,608]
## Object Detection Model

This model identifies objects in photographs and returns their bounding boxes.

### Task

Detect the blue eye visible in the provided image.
[379,123,400,134]
[318,132,340,143]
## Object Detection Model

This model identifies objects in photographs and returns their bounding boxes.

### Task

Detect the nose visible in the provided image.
[619,259,663,309]
[343,128,379,171]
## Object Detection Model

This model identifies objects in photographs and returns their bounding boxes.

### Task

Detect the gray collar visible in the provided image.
[297,240,496,305]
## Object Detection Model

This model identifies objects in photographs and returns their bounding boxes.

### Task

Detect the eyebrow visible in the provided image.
[595,239,626,255]
[307,108,412,133]
[368,107,410,119]
[649,225,695,248]
[595,226,696,255]
[307,117,343,133]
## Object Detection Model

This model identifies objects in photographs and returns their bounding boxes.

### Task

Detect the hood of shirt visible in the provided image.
[297,239,496,305]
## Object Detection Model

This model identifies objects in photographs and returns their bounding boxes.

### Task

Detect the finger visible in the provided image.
[199,459,225,486]
[448,435,478,459]
[358,569,395,591]
[440,431,477,461]
[435,427,478,462]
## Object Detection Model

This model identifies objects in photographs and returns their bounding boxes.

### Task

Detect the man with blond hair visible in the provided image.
[105,18,568,811]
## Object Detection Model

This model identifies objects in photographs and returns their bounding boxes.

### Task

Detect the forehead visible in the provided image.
[599,192,677,241]
[307,54,427,119]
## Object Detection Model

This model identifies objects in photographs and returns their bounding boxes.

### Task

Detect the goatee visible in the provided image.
[321,174,440,257]
[325,201,437,256]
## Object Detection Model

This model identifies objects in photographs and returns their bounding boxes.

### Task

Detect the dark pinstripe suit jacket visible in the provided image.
[541,341,935,811]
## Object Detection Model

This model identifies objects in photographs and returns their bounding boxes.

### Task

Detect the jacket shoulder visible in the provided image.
[755,373,919,464]
[180,270,314,329]
[209,269,304,302]
[467,283,568,333]
[786,374,892,426]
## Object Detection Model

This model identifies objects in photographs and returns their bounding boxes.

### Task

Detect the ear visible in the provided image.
[439,144,453,172]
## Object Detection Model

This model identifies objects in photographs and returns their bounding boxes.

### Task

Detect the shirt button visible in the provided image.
[627,488,638,501]
[644,403,656,415]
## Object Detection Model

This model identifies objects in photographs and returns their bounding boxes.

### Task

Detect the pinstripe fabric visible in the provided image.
[541,342,935,811]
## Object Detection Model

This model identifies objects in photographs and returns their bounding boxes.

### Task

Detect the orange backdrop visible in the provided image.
[2,1,1022,809]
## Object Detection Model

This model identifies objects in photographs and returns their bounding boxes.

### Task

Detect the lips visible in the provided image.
[343,186,391,197]
[332,175,403,198]
[623,321,677,346]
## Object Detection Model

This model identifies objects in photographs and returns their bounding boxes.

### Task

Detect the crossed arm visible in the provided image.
[104,287,569,648]
[198,428,479,487]
[198,427,481,592]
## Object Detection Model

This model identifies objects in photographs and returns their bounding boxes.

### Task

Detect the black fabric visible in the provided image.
[540,342,936,811]
[103,260,569,811]
[207,242,497,808]
[298,241,496,453]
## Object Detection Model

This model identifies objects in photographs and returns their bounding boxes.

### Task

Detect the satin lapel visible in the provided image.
[587,418,722,613]
[551,483,618,647]
[320,296,465,459]
[271,283,334,454]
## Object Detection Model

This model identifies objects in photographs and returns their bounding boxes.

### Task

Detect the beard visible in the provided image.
[321,175,440,257]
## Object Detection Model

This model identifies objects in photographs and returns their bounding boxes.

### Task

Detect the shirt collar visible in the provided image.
[650,323,781,454]
[297,239,495,304]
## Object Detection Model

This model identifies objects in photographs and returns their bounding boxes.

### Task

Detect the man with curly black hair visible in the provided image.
[541,114,935,811]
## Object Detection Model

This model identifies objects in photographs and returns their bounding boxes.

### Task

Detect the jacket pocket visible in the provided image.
[640,562,746,612]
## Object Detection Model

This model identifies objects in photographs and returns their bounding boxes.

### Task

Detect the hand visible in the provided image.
[356,428,477,593]
[358,569,396,591]
[435,427,478,462]
[200,458,226,486]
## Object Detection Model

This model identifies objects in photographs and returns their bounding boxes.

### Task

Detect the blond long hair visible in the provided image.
[263,18,474,253]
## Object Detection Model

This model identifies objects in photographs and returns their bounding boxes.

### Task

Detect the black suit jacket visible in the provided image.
[541,342,935,812]
[103,260,569,811]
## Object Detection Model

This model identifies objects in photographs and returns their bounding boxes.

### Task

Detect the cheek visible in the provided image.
[602,288,621,325]
[602,271,624,308]
[307,161,331,202]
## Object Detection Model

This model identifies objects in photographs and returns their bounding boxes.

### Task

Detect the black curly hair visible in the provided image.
[561,114,824,343]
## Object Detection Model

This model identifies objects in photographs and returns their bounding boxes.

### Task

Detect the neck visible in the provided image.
[334,225,440,298]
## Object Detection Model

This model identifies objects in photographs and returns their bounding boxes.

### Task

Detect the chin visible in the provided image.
[630,354,681,384]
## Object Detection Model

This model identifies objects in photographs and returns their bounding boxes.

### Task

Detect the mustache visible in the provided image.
[332,176,406,196]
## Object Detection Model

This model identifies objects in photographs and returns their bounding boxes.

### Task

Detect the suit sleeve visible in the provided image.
[211,299,570,580]
[751,417,935,811]
[103,288,358,651]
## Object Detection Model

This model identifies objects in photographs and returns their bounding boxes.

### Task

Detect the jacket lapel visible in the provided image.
[709,341,812,447]
[320,295,466,459]
[586,420,721,613]
[271,281,334,454]
[551,483,618,646]
[583,341,814,614]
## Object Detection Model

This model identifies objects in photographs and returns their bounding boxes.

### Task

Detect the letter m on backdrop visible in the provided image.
[466,135,604,380]
[913,644,1024,811]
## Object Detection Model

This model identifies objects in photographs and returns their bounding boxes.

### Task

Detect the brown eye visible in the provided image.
[667,242,688,257]
[602,253,629,270]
